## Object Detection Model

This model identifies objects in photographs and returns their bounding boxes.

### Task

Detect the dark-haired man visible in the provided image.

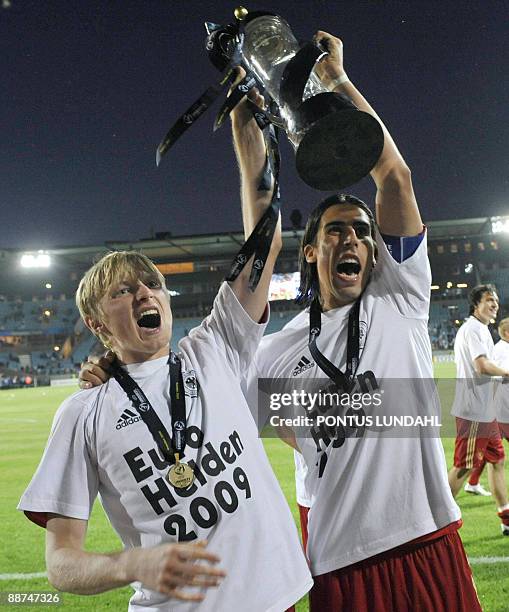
[244,30,480,612]
[467,316,509,497]
[448,285,509,535]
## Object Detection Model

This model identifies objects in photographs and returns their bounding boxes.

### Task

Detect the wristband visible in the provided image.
[328,73,350,90]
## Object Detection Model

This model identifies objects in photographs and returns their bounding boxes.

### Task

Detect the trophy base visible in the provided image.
[296,108,384,191]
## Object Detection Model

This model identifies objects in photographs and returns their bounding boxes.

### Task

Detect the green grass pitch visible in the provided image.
[1,362,508,610]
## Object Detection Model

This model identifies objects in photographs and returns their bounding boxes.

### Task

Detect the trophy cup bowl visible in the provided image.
[294,94,384,190]
[240,11,384,190]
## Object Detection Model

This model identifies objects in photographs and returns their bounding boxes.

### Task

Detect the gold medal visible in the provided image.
[167,457,195,489]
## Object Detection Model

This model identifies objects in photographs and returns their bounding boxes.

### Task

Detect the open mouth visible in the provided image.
[336,260,361,277]
[137,309,161,329]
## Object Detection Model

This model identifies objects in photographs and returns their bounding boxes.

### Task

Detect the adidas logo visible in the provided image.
[116,408,142,430]
[292,356,314,377]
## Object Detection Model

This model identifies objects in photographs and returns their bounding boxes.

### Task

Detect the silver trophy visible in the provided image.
[155,8,384,290]
[237,10,384,190]
[156,7,384,191]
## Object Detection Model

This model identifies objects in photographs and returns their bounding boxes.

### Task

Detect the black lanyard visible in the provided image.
[112,352,187,463]
[308,298,361,392]
[225,100,281,291]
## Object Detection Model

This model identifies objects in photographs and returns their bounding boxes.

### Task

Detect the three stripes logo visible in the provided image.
[292,356,314,377]
[116,408,142,430]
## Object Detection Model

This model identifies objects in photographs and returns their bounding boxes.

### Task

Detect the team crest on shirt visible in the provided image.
[183,370,199,398]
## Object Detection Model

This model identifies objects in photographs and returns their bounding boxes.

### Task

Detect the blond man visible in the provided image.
[18,89,312,611]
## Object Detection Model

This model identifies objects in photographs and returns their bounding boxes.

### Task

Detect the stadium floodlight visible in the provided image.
[491,216,509,234]
[20,251,51,269]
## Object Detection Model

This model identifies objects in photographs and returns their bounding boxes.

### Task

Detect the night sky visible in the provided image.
[2,1,508,250]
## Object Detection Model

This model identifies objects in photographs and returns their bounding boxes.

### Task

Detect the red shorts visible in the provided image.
[298,503,309,552]
[309,524,481,612]
[453,418,505,469]
[499,421,509,441]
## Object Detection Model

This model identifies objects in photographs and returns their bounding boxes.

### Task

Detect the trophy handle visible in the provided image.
[279,42,326,109]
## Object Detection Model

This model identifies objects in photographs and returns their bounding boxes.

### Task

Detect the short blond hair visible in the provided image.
[76,251,166,345]
[498,317,509,339]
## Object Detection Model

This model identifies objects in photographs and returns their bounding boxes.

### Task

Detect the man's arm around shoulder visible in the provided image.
[474,355,509,378]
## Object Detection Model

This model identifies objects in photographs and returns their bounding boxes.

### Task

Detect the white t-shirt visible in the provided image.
[492,339,509,424]
[247,230,460,576]
[280,311,313,509]
[18,283,312,612]
[293,450,311,507]
[450,316,496,422]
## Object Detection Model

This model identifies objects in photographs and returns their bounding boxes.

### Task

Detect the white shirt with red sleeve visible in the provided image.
[450,316,496,422]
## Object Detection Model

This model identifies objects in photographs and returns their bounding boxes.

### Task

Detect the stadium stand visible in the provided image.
[1,215,508,387]
[71,332,98,366]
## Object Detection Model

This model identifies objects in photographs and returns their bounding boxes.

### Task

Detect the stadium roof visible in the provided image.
[426,217,492,238]
[0,230,304,269]
[1,215,504,267]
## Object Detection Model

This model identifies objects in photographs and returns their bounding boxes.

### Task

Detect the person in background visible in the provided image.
[448,285,509,536]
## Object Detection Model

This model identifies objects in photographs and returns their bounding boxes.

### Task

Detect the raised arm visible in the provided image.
[46,515,224,599]
[78,80,280,388]
[314,31,422,237]
[228,72,282,322]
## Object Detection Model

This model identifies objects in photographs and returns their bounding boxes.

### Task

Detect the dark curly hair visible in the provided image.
[468,284,498,316]
[295,194,377,307]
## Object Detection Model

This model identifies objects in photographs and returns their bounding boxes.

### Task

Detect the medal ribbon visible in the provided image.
[155,19,282,292]
[156,67,237,166]
[111,351,187,463]
[308,298,361,392]
[213,71,260,131]
[155,31,260,165]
